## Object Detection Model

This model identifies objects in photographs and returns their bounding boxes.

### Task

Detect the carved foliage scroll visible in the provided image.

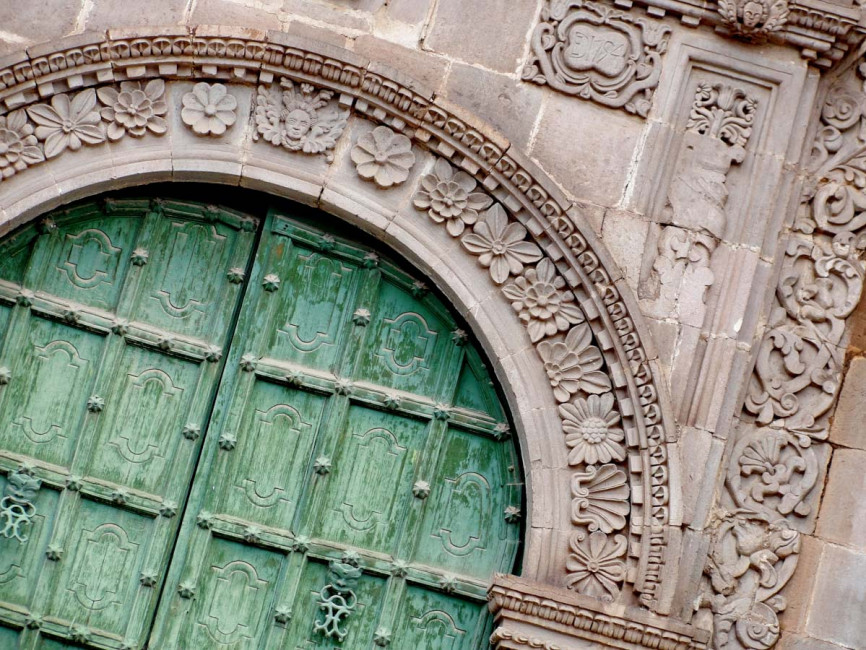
[705,60,866,650]
[522,0,671,117]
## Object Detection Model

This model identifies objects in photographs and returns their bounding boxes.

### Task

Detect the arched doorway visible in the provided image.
[0,191,523,649]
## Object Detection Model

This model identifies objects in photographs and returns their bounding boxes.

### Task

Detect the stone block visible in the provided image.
[830,356,866,451]
[423,0,539,73]
[815,448,866,551]
[352,35,447,91]
[87,0,188,32]
[678,427,712,527]
[530,92,644,208]
[279,0,374,31]
[190,0,282,31]
[382,0,433,24]
[600,209,648,293]
[286,19,351,48]
[777,634,845,650]
[806,542,866,648]
[777,534,824,634]
[0,0,80,55]
[442,63,544,149]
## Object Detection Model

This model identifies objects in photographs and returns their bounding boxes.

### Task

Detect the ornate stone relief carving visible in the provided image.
[253,79,348,159]
[522,0,671,117]
[98,79,167,140]
[702,58,866,650]
[0,30,680,616]
[718,0,790,39]
[181,82,237,136]
[351,125,415,188]
[643,83,757,323]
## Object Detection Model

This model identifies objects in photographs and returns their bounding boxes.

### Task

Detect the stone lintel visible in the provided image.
[489,574,711,650]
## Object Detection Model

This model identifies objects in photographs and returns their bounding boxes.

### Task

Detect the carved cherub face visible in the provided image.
[285,108,313,140]
[742,1,767,28]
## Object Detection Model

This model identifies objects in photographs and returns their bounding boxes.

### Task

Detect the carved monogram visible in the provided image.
[522,0,671,117]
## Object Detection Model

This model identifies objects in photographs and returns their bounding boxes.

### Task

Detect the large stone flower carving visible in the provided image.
[351,125,416,188]
[502,259,585,342]
[462,204,543,284]
[559,393,625,466]
[181,82,237,136]
[0,109,44,179]
[537,323,611,402]
[571,463,629,533]
[27,88,105,158]
[97,80,167,140]
[565,530,627,601]
[414,158,493,237]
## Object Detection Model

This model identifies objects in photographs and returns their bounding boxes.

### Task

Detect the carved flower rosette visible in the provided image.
[523,0,671,117]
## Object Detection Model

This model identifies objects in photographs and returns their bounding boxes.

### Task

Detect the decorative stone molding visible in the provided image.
[607,0,859,67]
[0,27,681,620]
[522,0,672,117]
[718,0,790,38]
[702,56,866,650]
[489,574,711,650]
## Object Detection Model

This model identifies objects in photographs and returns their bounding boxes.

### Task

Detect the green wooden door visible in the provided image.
[0,198,522,649]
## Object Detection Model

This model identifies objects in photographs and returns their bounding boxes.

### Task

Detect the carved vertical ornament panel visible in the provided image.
[702,58,866,650]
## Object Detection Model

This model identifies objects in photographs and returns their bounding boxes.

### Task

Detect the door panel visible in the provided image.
[150,210,521,649]
[0,198,522,650]
[0,199,258,648]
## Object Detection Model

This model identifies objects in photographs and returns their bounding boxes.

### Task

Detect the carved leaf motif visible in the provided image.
[571,464,629,533]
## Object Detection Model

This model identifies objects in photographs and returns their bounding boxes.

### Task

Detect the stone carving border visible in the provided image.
[699,55,866,650]
[0,27,681,615]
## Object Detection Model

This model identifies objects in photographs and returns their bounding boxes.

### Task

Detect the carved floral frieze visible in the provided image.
[351,125,415,188]
[522,0,671,117]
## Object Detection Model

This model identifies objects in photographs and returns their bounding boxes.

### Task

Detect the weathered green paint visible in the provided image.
[0,198,522,649]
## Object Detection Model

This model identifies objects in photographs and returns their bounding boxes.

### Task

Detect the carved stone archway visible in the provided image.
[0,27,704,647]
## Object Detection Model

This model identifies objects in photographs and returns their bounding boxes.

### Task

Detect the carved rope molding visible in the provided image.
[699,57,866,650]
[0,28,682,615]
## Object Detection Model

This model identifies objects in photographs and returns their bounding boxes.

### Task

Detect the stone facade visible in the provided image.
[0,0,865,649]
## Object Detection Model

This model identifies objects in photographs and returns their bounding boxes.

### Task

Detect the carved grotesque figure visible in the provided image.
[741,0,768,29]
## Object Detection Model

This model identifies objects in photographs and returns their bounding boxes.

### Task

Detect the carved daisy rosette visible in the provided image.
[97,80,168,141]
[537,323,612,402]
[0,109,44,179]
[351,125,416,188]
[27,88,106,158]
[461,203,543,284]
[181,82,237,136]
[502,258,585,342]
[414,158,494,237]
[565,530,627,602]
[559,392,625,466]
